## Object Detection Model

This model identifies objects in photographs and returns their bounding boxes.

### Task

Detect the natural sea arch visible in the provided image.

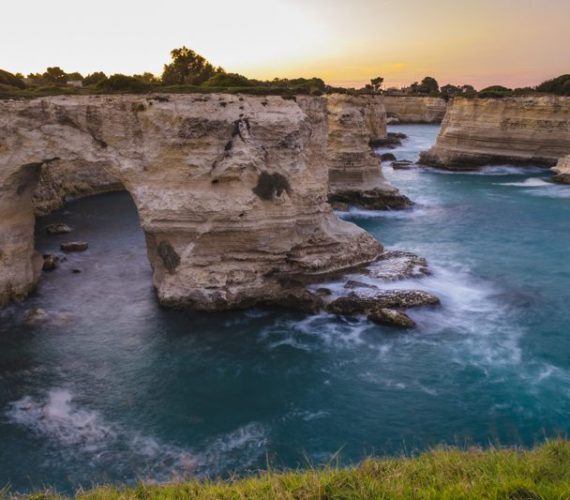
[0,94,382,309]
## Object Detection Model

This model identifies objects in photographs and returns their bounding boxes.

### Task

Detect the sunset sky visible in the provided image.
[2,0,568,89]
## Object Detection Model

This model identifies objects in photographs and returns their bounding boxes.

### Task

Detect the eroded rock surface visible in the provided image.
[420,96,570,170]
[552,155,570,184]
[326,94,412,210]
[384,96,447,124]
[0,94,383,309]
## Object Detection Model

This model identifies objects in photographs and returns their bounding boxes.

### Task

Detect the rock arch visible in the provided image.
[0,94,382,309]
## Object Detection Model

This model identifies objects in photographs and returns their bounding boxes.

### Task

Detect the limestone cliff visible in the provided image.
[326,94,412,209]
[384,96,447,124]
[0,94,382,309]
[33,159,123,215]
[420,96,570,169]
[552,155,570,184]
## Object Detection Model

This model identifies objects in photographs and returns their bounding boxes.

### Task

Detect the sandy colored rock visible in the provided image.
[60,241,88,252]
[0,94,383,309]
[384,96,447,123]
[326,94,412,210]
[552,155,570,184]
[420,96,570,170]
[46,223,72,235]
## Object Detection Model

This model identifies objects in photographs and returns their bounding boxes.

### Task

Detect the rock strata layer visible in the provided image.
[0,94,383,308]
[552,155,570,184]
[384,96,447,124]
[420,96,570,170]
[326,94,412,210]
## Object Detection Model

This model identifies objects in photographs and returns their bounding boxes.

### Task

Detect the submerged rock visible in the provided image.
[60,241,88,252]
[45,223,72,235]
[23,308,72,326]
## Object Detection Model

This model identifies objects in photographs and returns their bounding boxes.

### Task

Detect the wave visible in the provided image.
[5,389,270,483]
[496,177,570,198]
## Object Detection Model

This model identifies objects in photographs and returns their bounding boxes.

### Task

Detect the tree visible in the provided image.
[370,76,384,92]
[0,69,26,89]
[133,72,160,84]
[162,46,221,86]
[66,72,84,81]
[97,74,150,92]
[42,67,68,84]
[84,72,108,86]
[440,84,462,100]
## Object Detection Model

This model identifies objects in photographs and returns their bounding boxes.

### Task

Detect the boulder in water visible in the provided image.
[392,160,414,170]
[367,308,416,328]
[60,241,88,252]
[42,254,59,271]
[380,153,397,162]
[46,223,73,235]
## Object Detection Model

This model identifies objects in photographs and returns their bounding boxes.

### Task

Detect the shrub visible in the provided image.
[202,73,252,88]
[0,69,26,89]
[537,74,570,96]
[97,74,151,93]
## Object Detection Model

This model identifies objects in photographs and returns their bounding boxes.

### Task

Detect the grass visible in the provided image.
[11,440,570,499]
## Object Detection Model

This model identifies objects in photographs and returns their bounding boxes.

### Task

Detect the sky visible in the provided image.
[1,0,568,89]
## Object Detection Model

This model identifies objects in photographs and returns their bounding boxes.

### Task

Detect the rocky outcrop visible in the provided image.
[326,94,412,210]
[0,94,383,309]
[420,96,570,170]
[552,155,570,184]
[384,96,447,124]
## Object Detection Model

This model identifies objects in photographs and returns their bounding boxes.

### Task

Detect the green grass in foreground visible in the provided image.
[13,440,570,499]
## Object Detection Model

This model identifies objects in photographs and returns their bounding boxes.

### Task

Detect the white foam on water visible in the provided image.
[428,165,546,176]
[5,389,270,482]
[498,178,552,187]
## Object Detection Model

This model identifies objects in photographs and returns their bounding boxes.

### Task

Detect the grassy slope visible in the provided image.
[16,440,570,499]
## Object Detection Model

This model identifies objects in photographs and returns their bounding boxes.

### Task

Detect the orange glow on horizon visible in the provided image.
[1,0,568,90]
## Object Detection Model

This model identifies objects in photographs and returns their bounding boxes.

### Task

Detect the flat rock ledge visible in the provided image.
[329,189,413,210]
[306,250,440,329]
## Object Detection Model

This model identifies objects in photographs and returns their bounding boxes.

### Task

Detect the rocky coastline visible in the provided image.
[0,93,431,323]
[420,96,570,170]
[384,95,447,124]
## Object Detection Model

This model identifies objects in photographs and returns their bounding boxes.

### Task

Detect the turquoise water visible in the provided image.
[2,124,570,494]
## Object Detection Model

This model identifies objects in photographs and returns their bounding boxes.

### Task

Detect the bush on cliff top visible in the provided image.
[0,69,26,89]
[15,440,570,499]
[537,74,570,96]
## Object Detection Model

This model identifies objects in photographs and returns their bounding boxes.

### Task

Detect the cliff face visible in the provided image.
[552,155,570,184]
[420,96,570,170]
[33,159,123,215]
[384,96,447,124]
[326,94,411,209]
[0,94,382,309]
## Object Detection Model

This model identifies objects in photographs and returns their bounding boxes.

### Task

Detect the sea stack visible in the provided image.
[326,93,412,210]
[420,96,570,170]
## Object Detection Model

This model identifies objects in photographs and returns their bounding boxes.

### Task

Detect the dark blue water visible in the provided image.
[2,124,570,494]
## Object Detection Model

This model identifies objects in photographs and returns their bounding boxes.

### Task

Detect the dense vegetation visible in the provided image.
[0,47,567,99]
[10,440,570,499]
